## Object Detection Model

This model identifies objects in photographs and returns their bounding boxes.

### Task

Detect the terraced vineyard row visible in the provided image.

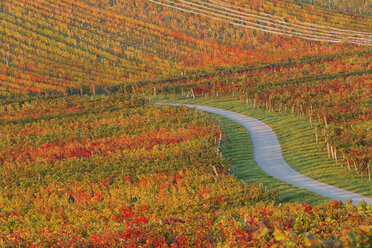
[0,0,226,97]
[142,50,371,177]
[1,0,370,99]
[0,95,370,246]
[0,0,371,245]
[293,0,370,15]
[150,0,372,45]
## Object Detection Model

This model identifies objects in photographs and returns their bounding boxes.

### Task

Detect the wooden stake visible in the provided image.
[300,104,304,116]
[213,165,220,181]
[327,143,330,158]
[334,149,337,164]
[191,88,195,99]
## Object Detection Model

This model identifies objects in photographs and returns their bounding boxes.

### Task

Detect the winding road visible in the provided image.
[158,103,372,205]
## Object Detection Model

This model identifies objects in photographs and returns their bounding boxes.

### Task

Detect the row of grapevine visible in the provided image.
[0,95,370,246]
[1,0,370,98]
[150,0,371,45]
[134,49,371,175]
[292,0,370,15]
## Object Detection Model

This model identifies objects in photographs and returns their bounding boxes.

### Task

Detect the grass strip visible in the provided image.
[154,96,372,202]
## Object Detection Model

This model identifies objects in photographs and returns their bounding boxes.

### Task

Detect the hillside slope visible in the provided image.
[0,95,371,246]
[0,0,371,98]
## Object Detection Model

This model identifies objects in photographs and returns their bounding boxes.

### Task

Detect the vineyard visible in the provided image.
[0,0,371,246]
[1,0,371,174]
[292,0,370,15]
[0,95,370,246]
[1,0,371,99]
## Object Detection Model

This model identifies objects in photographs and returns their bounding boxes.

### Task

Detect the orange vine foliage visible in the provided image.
[0,95,371,246]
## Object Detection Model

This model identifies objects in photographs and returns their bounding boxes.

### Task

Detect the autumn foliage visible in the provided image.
[0,0,371,245]
[0,96,370,246]
[0,0,370,172]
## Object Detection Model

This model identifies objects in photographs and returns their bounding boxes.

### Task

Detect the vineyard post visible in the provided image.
[352,161,359,174]
[330,146,335,160]
[327,143,330,159]
[154,87,156,96]
[300,104,304,116]
[212,165,220,181]
[347,160,351,171]
[334,149,337,164]
[182,87,184,97]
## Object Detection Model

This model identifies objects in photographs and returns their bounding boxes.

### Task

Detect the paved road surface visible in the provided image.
[157,103,372,205]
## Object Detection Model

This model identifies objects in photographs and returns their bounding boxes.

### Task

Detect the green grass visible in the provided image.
[212,114,328,205]
[152,95,372,204]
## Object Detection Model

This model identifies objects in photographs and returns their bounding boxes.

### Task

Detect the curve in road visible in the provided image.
[158,103,372,205]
